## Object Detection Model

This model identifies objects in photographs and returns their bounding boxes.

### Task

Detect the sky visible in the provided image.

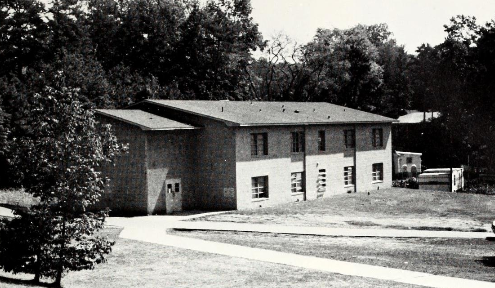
[249,0,495,54]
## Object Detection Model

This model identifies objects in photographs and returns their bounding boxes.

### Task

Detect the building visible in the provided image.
[96,100,396,215]
[393,151,422,179]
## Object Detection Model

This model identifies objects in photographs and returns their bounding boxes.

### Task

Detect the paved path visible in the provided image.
[117,221,495,288]
[4,206,495,288]
[171,221,493,239]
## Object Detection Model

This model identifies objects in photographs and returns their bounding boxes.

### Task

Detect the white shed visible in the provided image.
[393,151,422,178]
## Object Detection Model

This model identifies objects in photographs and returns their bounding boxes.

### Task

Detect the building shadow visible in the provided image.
[0,275,53,287]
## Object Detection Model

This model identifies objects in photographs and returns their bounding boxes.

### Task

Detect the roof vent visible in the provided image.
[259,109,262,112]
[313,108,316,112]
[283,108,286,112]
[294,110,300,113]
[327,116,331,119]
[221,107,224,112]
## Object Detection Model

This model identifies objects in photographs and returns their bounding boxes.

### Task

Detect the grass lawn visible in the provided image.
[171,229,495,283]
[0,227,422,288]
[195,188,495,231]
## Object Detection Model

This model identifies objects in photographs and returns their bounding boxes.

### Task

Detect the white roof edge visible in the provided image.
[396,151,422,155]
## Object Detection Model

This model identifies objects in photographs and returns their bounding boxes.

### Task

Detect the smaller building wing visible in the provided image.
[96,109,197,131]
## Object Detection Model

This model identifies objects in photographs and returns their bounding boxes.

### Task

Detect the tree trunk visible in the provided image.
[54,218,66,288]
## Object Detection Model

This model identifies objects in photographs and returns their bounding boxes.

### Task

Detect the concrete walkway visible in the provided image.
[117,221,495,288]
[3,206,495,288]
[171,221,493,239]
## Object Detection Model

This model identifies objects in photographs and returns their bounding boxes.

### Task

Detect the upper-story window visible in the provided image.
[372,128,383,147]
[291,131,305,153]
[344,129,355,148]
[251,133,268,156]
[406,157,413,164]
[318,130,326,151]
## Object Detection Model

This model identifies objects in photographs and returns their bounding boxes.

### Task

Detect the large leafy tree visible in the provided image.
[0,85,127,286]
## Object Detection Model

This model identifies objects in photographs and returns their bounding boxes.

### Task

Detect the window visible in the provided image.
[251,133,268,156]
[372,163,384,182]
[406,157,413,164]
[344,166,354,186]
[174,183,180,192]
[317,169,327,193]
[291,131,305,153]
[344,129,355,148]
[252,176,268,199]
[372,128,383,147]
[291,172,304,193]
[318,130,326,151]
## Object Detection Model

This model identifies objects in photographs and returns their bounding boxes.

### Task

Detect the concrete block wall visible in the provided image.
[145,131,195,214]
[194,119,237,210]
[235,124,392,209]
[355,124,393,192]
[96,116,148,215]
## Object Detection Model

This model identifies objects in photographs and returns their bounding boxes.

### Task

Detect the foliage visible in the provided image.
[0,86,127,286]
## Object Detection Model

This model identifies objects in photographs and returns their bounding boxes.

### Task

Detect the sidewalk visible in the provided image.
[171,221,493,239]
[118,224,495,288]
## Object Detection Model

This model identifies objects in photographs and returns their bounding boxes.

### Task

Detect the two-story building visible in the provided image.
[96,100,395,215]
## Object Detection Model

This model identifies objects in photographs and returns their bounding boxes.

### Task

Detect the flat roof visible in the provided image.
[96,109,197,131]
[145,100,396,126]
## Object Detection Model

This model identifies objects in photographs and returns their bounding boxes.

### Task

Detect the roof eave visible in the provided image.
[144,100,240,127]
[95,109,197,131]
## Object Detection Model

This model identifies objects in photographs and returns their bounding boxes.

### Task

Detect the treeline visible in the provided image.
[1,0,495,179]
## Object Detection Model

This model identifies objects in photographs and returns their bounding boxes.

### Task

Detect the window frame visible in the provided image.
[372,128,383,147]
[291,172,305,194]
[344,166,355,186]
[318,130,326,151]
[344,129,356,149]
[291,131,305,153]
[251,176,269,200]
[372,163,384,182]
[251,133,268,156]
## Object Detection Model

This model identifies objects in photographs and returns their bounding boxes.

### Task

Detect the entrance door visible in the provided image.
[165,178,182,214]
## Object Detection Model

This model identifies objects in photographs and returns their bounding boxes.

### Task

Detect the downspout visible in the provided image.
[303,125,307,201]
[353,124,357,193]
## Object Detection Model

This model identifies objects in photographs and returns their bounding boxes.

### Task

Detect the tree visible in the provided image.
[0,0,50,77]
[1,85,127,286]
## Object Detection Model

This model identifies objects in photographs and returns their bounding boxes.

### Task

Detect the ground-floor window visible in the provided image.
[344,166,354,186]
[252,176,269,199]
[372,163,384,182]
[291,172,304,193]
[317,169,326,193]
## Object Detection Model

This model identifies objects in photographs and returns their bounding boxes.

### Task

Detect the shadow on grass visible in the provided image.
[476,256,495,267]
[0,275,53,287]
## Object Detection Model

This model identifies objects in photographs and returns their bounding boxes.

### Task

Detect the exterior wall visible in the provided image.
[97,115,148,215]
[354,124,393,193]
[145,131,195,214]
[134,102,237,210]
[235,123,393,210]
[393,153,422,176]
[194,119,237,210]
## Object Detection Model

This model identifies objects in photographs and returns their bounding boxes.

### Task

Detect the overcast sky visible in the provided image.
[249,0,495,53]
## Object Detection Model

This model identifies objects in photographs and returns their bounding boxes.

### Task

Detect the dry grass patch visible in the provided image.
[0,227,422,288]
[171,229,495,283]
